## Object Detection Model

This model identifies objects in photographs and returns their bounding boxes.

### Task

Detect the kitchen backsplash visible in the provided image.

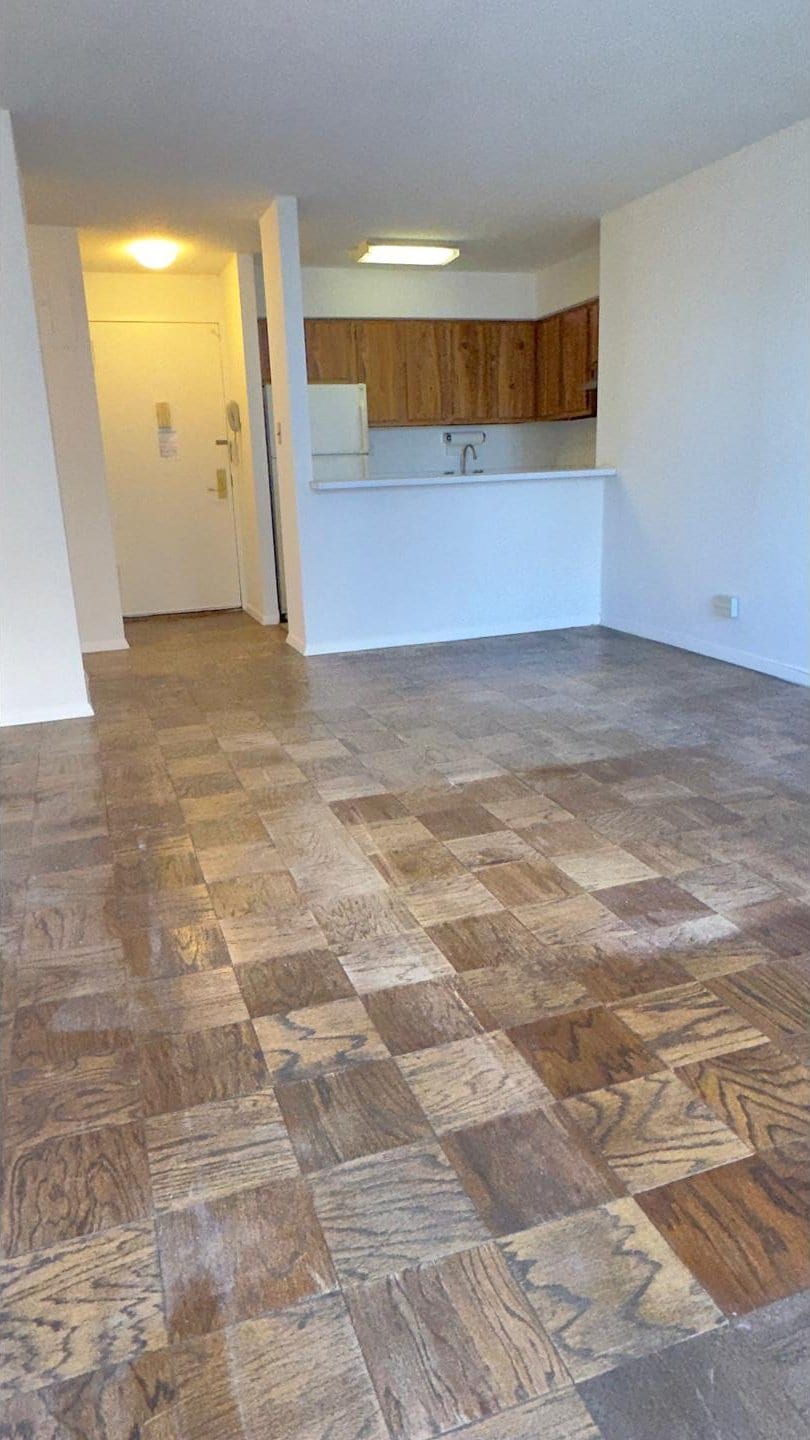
[366,419,596,478]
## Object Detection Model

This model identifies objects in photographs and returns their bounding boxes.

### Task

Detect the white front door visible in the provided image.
[91,321,241,616]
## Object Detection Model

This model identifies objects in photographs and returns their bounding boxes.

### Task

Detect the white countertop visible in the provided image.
[310,467,616,492]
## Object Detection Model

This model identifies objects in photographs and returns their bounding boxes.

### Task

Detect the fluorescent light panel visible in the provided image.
[358,242,459,266]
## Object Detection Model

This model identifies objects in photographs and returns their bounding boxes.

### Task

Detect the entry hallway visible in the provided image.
[1,614,809,1439]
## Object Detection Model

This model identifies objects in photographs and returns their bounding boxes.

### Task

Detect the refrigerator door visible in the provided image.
[309,384,369,455]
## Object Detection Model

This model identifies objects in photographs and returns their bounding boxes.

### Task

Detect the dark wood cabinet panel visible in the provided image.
[536,300,599,420]
[355,320,408,425]
[494,321,536,421]
[303,319,357,383]
[445,321,495,422]
[560,305,592,418]
[404,320,452,424]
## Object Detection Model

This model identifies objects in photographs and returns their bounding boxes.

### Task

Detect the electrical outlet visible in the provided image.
[713,595,739,618]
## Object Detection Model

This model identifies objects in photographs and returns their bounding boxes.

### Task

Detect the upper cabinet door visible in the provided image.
[446,321,495,422]
[405,320,451,423]
[303,319,358,383]
[355,320,408,425]
[560,305,592,418]
[536,314,563,418]
[493,322,536,421]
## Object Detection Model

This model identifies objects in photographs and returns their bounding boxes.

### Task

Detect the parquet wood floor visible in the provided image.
[2,613,808,1436]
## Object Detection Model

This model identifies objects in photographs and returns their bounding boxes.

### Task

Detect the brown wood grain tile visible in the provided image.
[119,921,232,981]
[372,841,466,888]
[15,947,132,1007]
[420,803,505,841]
[711,959,810,1039]
[729,898,810,957]
[312,891,418,955]
[638,1146,810,1314]
[575,948,694,1001]
[364,977,482,1055]
[0,1221,167,1395]
[441,1105,622,1235]
[346,1244,571,1439]
[458,960,589,1029]
[446,829,537,868]
[551,848,659,891]
[4,1050,143,1151]
[235,947,354,1017]
[560,1072,752,1192]
[595,878,713,930]
[129,967,249,1035]
[397,1033,549,1134]
[276,1057,432,1172]
[427,910,548,973]
[403,873,504,927]
[12,994,133,1069]
[310,1141,489,1283]
[113,839,204,893]
[208,871,300,920]
[478,857,580,912]
[613,980,767,1065]
[254,996,389,1083]
[22,898,120,958]
[501,1195,722,1380]
[157,1177,336,1339]
[677,1041,810,1151]
[2,1120,152,1257]
[509,1007,662,1098]
[145,1092,299,1210]
[0,1348,178,1440]
[523,894,632,946]
[221,904,326,963]
[137,1021,268,1117]
[340,930,454,992]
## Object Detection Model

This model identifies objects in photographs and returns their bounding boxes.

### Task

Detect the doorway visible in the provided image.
[90,320,242,616]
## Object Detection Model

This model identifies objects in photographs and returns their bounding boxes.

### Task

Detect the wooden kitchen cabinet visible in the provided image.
[536,314,563,418]
[493,321,536,420]
[303,318,357,383]
[535,299,599,419]
[404,320,452,423]
[445,321,494,422]
[560,304,592,418]
[354,320,408,425]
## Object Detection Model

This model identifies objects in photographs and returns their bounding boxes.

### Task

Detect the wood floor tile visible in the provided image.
[254,996,389,1082]
[579,1291,810,1440]
[235,947,354,1017]
[276,1057,433,1172]
[224,1292,389,1440]
[15,946,132,1007]
[575,948,694,1001]
[364,977,482,1055]
[561,1072,752,1192]
[119,921,232,981]
[638,1145,810,1314]
[729,898,810,957]
[419,1391,601,1439]
[458,960,589,1029]
[397,1033,549,1134]
[0,1348,178,1440]
[501,1195,722,1381]
[347,1244,570,1439]
[441,1105,622,1235]
[113,839,204,893]
[129,967,249,1034]
[137,1021,268,1117]
[156,1177,336,1338]
[145,1092,299,1210]
[310,1141,489,1283]
[613,980,767,1065]
[523,894,631,946]
[208,871,300,920]
[478,857,579,913]
[0,1221,166,1395]
[446,829,537,868]
[340,930,453,992]
[711,959,810,1039]
[313,891,418,955]
[11,994,133,1069]
[677,861,781,913]
[677,1041,810,1151]
[403,873,504,927]
[372,841,466,888]
[4,1050,143,1151]
[426,910,547,973]
[22,899,120,958]
[420,803,505,840]
[509,1007,661,1098]
[595,878,713,930]
[2,1120,152,1257]
[221,905,326,963]
[551,847,659,891]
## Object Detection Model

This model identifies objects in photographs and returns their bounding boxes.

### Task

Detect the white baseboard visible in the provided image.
[243,602,281,626]
[602,616,809,687]
[288,615,599,657]
[0,698,95,728]
[81,637,129,653]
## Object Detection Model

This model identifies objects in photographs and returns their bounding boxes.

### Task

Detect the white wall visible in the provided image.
[367,420,596,479]
[598,119,810,686]
[28,227,127,653]
[0,112,91,726]
[219,256,279,624]
[85,266,277,625]
[536,246,599,316]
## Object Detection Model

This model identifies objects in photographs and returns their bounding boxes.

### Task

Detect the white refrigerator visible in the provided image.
[263,383,369,616]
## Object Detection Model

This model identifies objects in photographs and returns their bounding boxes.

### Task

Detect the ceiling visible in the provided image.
[2,0,808,272]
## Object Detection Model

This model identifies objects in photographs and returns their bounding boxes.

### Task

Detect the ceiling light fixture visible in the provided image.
[357,242,460,266]
[127,237,181,270]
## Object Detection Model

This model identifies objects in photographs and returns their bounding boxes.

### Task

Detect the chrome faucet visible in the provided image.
[460,442,478,475]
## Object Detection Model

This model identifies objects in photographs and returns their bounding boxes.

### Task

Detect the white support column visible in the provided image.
[258,197,315,652]
[0,111,92,726]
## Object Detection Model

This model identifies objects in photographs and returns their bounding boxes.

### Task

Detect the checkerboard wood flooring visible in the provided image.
[2,613,808,1438]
